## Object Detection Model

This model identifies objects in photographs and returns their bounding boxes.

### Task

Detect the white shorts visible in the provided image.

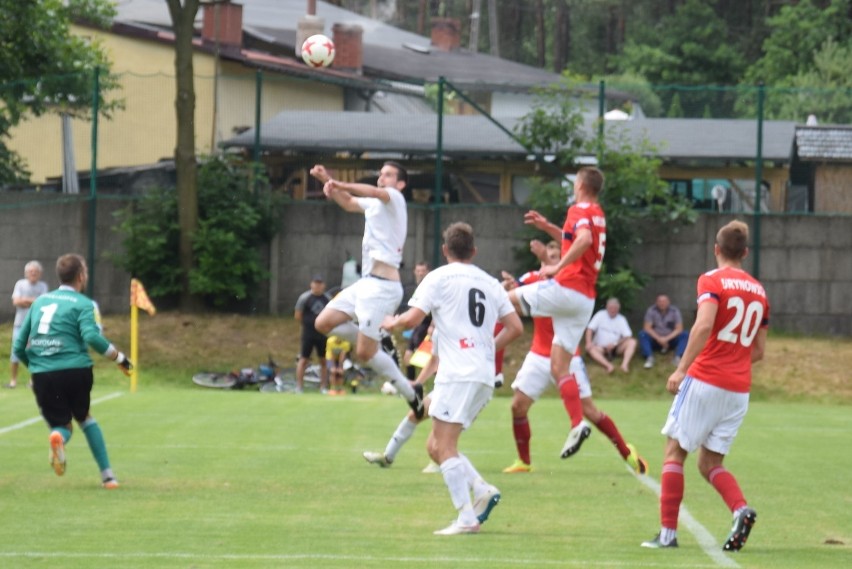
[661,376,749,455]
[515,280,594,353]
[327,276,403,341]
[429,381,493,430]
[511,353,591,400]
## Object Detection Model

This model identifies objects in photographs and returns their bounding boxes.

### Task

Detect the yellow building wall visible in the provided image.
[7,25,343,184]
[214,61,343,143]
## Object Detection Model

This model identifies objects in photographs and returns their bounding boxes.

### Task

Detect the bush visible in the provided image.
[113,155,284,308]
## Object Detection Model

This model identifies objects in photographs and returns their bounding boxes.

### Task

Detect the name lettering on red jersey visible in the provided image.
[720,278,767,297]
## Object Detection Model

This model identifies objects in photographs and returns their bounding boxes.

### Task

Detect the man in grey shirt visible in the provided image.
[6,260,49,388]
[639,294,689,369]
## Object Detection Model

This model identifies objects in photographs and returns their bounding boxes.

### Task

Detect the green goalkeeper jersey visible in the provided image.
[13,285,112,373]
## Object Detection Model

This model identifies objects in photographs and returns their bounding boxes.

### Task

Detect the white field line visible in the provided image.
[0,392,123,436]
[0,551,722,567]
[632,467,740,568]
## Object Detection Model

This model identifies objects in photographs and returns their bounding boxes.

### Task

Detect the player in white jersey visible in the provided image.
[382,222,523,536]
[309,163,423,416]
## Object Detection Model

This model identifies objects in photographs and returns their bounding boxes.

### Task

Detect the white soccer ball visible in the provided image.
[380,381,399,396]
[301,34,335,68]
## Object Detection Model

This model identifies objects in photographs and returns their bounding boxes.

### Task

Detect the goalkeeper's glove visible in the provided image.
[116,352,133,376]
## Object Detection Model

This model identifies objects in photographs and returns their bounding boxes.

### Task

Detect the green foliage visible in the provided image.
[114,156,284,309]
[616,0,745,117]
[112,187,182,298]
[513,80,696,312]
[758,38,852,123]
[666,93,684,118]
[595,265,648,312]
[743,0,851,86]
[0,0,120,184]
[597,73,663,118]
[514,78,588,169]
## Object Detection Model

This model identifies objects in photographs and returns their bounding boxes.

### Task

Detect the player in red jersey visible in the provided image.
[502,241,648,474]
[508,167,607,460]
[642,220,769,552]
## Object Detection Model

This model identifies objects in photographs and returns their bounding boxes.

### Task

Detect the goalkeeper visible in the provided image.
[13,253,133,489]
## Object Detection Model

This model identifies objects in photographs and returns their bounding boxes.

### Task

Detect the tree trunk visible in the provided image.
[469,0,481,52]
[417,0,427,34]
[166,0,202,311]
[535,0,545,67]
[553,0,569,73]
[487,0,499,56]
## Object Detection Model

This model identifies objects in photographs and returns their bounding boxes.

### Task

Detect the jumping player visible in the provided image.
[309,163,423,416]
[508,167,607,459]
[641,220,769,551]
[502,241,648,474]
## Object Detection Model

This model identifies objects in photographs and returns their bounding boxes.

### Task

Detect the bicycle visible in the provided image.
[192,358,278,390]
[261,357,381,394]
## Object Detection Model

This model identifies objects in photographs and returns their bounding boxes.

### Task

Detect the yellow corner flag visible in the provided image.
[408,335,433,369]
[131,279,156,316]
[129,279,156,392]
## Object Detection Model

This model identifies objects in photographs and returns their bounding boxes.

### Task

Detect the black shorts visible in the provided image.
[300,330,328,359]
[32,367,94,427]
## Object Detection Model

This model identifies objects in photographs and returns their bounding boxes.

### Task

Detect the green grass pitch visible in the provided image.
[0,383,849,568]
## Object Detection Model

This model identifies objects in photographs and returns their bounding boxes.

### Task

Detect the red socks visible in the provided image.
[593,413,630,458]
[512,416,531,465]
[557,374,583,427]
[660,461,684,529]
[708,466,747,513]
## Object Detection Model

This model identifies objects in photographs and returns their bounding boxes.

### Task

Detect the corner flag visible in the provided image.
[131,279,156,315]
[129,279,156,392]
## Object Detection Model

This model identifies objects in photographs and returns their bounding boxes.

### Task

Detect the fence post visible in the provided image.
[752,83,765,279]
[598,79,605,160]
[87,66,100,297]
[433,76,445,268]
[254,69,262,163]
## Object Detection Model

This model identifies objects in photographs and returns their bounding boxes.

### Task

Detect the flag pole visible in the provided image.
[129,278,155,393]
[130,302,139,393]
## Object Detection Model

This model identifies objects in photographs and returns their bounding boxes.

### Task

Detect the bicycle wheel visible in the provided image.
[259,377,297,393]
[192,372,237,389]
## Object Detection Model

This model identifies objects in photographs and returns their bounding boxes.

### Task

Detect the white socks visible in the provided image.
[329,322,359,344]
[369,349,415,400]
[440,457,477,526]
[384,417,417,461]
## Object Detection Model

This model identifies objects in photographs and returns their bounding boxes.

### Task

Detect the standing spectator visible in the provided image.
[641,221,768,551]
[309,163,423,416]
[6,260,49,388]
[382,222,523,535]
[13,254,132,488]
[640,294,690,368]
[585,297,638,373]
[294,274,331,393]
[507,166,608,460]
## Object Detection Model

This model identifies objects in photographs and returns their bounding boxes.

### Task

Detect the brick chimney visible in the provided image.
[430,17,461,51]
[296,15,325,58]
[332,23,363,73]
[202,1,243,48]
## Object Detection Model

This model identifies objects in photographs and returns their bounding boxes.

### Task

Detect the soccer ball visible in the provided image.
[301,34,335,68]
[380,381,399,396]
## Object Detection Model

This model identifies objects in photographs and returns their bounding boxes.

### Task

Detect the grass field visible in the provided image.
[1,381,850,568]
[0,314,850,568]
